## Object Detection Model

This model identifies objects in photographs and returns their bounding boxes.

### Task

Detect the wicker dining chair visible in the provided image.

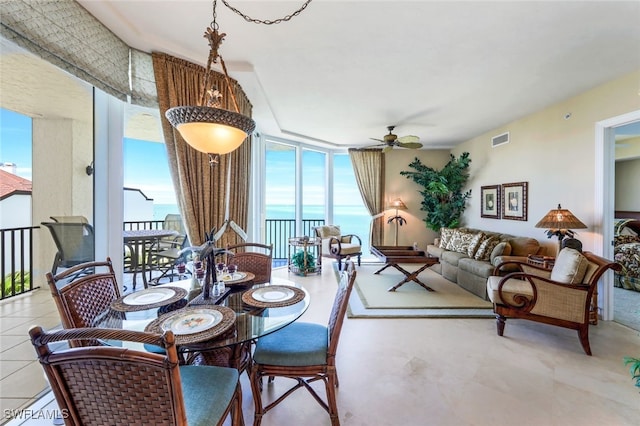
[225,243,273,284]
[45,258,123,347]
[249,259,356,426]
[29,326,244,426]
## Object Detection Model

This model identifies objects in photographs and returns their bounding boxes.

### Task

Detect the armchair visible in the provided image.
[486,248,621,355]
[314,225,362,269]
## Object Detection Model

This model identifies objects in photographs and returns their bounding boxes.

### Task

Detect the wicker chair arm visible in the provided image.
[328,236,343,254]
[29,326,171,348]
[343,234,362,245]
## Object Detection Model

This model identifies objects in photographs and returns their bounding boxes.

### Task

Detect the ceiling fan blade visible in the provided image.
[396,135,420,143]
[396,142,423,149]
[370,138,385,142]
[382,145,394,153]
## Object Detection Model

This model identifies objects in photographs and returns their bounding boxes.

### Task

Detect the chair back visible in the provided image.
[42,222,95,274]
[162,214,189,247]
[226,243,273,284]
[46,258,122,346]
[29,326,189,426]
[50,215,89,224]
[327,260,357,361]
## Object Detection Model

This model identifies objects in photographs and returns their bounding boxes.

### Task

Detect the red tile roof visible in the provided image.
[0,169,32,200]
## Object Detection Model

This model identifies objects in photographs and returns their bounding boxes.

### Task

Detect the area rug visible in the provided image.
[335,263,494,318]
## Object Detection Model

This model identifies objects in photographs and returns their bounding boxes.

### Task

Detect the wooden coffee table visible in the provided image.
[370,245,440,292]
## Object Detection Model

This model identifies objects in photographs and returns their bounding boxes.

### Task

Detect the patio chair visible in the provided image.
[29,326,244,426]
[225,243,273,285]
[41,221,95,275]
[249,260,356,426]
[45,258,123,347]
[49,215,89,224]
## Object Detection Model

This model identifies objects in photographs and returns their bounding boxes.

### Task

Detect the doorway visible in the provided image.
[596,110,640,325]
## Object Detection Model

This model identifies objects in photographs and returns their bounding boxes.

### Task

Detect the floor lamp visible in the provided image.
[387,198,407,246]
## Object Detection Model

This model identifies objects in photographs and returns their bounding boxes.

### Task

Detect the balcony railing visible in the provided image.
[265,219,325,262]
[123,220,164,231]
[1,226,38,300]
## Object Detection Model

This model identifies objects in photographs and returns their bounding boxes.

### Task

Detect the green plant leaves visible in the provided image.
[623,357,640,389]
[400,152,472,231]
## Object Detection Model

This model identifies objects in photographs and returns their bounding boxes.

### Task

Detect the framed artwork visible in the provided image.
[481,185,501,219]
[502,182,528,221]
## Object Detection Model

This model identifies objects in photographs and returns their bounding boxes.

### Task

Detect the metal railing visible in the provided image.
[123,220,164,231]
[1,226,39,300]
[265,219,325,261]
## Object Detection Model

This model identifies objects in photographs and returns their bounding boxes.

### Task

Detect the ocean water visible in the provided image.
[153,203,372,253]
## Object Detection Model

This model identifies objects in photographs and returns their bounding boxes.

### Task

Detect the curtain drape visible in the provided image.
[152,52,252,247]
[348,148,385,246]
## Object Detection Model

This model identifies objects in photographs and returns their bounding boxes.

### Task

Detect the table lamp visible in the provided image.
[387,198,408,246]
[535,204,587,253]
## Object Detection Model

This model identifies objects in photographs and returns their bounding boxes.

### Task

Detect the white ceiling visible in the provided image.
[75,1,640,149]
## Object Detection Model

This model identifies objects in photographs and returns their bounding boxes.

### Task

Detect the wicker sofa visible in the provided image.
[426,227,544,300]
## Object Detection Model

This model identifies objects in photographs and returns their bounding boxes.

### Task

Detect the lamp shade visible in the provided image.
[535,204,587,230]
[388,198,407,210]
[166,105,256,155]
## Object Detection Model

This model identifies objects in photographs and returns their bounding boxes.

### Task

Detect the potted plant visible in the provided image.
[291,249,317,275]
[624,357,640,391]
[400,152,472,231]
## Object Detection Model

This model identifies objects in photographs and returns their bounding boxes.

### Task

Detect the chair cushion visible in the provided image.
[180,365,239,426]
[253,322,328,367]
[550,248,589,284]
[316,225,341,238]
[486,276,534,305]
[331,243,361,255]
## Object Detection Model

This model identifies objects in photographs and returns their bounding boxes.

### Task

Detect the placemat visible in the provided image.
[242,285,305,308]
[111,287,188,312]
[144,305,236,345]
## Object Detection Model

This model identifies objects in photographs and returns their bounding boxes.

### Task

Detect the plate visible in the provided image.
[251,286,295,303]
[122,288,175,306]
[160,308,223,335]
[220,272,247,282]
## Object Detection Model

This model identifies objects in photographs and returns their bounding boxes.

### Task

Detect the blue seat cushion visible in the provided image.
[253,322,328,367]
[179,365,239,426]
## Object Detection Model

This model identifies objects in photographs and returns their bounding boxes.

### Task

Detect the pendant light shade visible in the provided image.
[166,106,256,154]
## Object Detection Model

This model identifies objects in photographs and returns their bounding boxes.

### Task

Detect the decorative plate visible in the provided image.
[161,308,223,335]
[145,305,236,345]
[242,285,306,308]
[111,287,188,312]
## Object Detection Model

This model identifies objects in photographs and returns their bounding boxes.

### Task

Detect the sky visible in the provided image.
[0,108,33,179]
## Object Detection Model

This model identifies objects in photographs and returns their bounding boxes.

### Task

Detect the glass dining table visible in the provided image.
[94,276,310,371]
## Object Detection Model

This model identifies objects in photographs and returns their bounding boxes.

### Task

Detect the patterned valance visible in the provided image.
[0,0,157,107]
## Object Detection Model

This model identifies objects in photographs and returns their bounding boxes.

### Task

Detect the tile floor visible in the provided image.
[1,264,639,426]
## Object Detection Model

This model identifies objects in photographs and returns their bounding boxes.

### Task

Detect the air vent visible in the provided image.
[492,132,510,148]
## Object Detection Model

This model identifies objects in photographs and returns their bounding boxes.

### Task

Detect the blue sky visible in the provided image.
[0,108,33,179]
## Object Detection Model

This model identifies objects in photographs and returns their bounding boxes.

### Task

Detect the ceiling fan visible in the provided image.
[369,126,423,153]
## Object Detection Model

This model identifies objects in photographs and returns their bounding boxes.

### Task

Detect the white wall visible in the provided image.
[450,70,640,256]
[615,158,640,212]
[0,194,31,228]
[123,188,154,221]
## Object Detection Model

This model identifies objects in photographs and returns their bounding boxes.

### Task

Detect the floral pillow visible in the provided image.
[474,236,500,261]
[439,228,455,249]
[446,229,480,255]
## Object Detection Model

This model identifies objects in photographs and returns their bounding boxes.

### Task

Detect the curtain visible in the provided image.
[152,52,252,247]
[348,148,385,246]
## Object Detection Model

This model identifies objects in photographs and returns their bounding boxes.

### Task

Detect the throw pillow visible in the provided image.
[439,228,455,249]
[474,236,500,261]
[446,229,479,254]
[467,232,485,257]
[317,225,340,239]
[490,241,512,263]
[550,248,590,284]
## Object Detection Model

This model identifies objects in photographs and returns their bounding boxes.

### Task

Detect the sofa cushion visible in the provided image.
[316,225,341,238]
[459,257,495,278]
[466,232,485,257]
[331,243,361,255]
[439,228,455,249]
[427,245,445,258]
[490,241,512,263]
[550,248,589,284]
[446,229,479,254]
[441,250,469,267]
[508,237,541,256]
[474,236,500,261]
